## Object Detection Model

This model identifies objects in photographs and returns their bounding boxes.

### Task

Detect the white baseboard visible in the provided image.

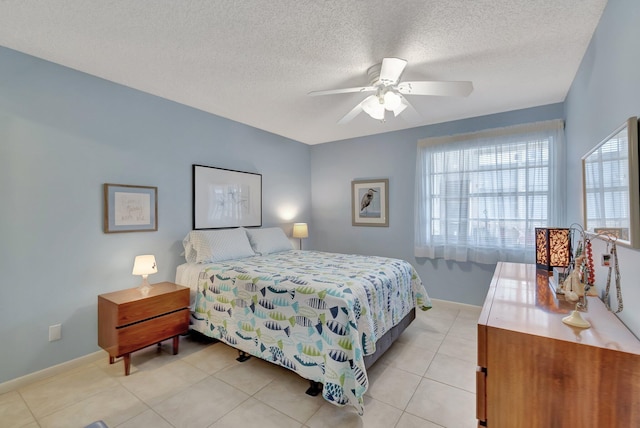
[0,351,105,395]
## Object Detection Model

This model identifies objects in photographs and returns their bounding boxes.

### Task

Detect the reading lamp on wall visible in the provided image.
[132,254,157,296]
[292,223,308,250]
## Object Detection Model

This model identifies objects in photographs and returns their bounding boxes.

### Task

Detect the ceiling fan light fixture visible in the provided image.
[362,95,385,120]
[392,97,408,117]
[383,90,402,111]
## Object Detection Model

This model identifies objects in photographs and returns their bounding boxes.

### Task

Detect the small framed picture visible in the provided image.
[352,179,389,227]
[104,183,158,233]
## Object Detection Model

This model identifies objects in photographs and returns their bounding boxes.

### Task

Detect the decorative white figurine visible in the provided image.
[562,254,587,302]
[561,254,591,328]
[562,269,581,302]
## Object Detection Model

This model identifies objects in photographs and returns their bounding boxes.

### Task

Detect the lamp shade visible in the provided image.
[392,96,408,116]
[383,90,402,111]
[362,95,385,120]
[132,255,158,276]
[535,228,571,271]
[292,223,308,239]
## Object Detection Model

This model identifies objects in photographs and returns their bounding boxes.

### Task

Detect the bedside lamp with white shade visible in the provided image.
[132,254,157,295]
[292,223,308,250]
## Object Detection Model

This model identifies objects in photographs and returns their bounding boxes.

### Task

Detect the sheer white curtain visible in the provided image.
[414,120,565,264]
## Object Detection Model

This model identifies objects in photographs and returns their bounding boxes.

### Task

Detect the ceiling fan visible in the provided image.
[308,57,473,124]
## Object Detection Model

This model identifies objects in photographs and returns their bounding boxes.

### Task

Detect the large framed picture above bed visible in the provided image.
[193,164,262,229]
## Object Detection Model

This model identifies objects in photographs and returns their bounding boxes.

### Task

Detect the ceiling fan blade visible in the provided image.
[397,80,473,97]
[379,58,407,85]
[337,99,368,124]
[308,86,376,96]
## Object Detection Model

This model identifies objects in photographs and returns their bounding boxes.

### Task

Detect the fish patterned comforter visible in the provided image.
[188,250,431,414]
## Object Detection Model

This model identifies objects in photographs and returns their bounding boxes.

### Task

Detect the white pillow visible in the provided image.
[183,228,256,263]
[245,227,293,255]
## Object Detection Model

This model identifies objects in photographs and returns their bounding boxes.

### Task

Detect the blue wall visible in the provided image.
[565,0,640,335]
[0,47,311,384]
[310,104,564,306]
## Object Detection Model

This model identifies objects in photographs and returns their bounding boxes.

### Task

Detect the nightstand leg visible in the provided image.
[172,336,180,355]
[123,354,131,376]
[109,356,115,364]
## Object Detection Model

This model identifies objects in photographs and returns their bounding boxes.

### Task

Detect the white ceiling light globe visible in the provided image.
[362,95,385,120]
[383,90,402,111]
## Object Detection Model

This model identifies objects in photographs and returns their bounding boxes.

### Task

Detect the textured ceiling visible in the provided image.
[0,1,607,145]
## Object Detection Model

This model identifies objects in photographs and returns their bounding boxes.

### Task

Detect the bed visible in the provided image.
[175,227,431,414]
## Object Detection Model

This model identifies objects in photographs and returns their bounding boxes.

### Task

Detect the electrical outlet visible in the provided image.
[49,324,62,341]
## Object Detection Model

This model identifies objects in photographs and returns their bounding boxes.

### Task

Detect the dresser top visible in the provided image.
[479,262,640,354]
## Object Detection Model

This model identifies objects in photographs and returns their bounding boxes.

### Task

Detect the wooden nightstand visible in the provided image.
[98,281,190,375]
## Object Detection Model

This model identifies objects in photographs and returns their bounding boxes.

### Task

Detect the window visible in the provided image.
[414,120,565,264]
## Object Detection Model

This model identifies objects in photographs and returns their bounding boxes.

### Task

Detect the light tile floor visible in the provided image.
[0,300,480,428]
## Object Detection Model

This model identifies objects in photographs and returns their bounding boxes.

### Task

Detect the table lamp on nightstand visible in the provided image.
[132,254,157,296]
[292,222,308,250]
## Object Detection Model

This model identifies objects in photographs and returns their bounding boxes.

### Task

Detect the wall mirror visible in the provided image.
[582,116,640,248]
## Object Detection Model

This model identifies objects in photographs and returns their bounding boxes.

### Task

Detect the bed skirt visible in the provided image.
[364,307,415,368]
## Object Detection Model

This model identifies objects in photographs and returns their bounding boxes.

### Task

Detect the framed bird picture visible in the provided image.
[352,178,389,227]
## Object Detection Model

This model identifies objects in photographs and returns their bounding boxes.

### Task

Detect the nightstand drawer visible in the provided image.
[117,288,189,326]
[99,282,189,326]
[115,308,189,356]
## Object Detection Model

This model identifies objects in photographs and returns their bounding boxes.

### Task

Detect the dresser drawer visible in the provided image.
[115,308,189,356]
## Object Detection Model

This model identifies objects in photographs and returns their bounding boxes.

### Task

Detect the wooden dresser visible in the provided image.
[98,281,190,375]
[477,262,640,427]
